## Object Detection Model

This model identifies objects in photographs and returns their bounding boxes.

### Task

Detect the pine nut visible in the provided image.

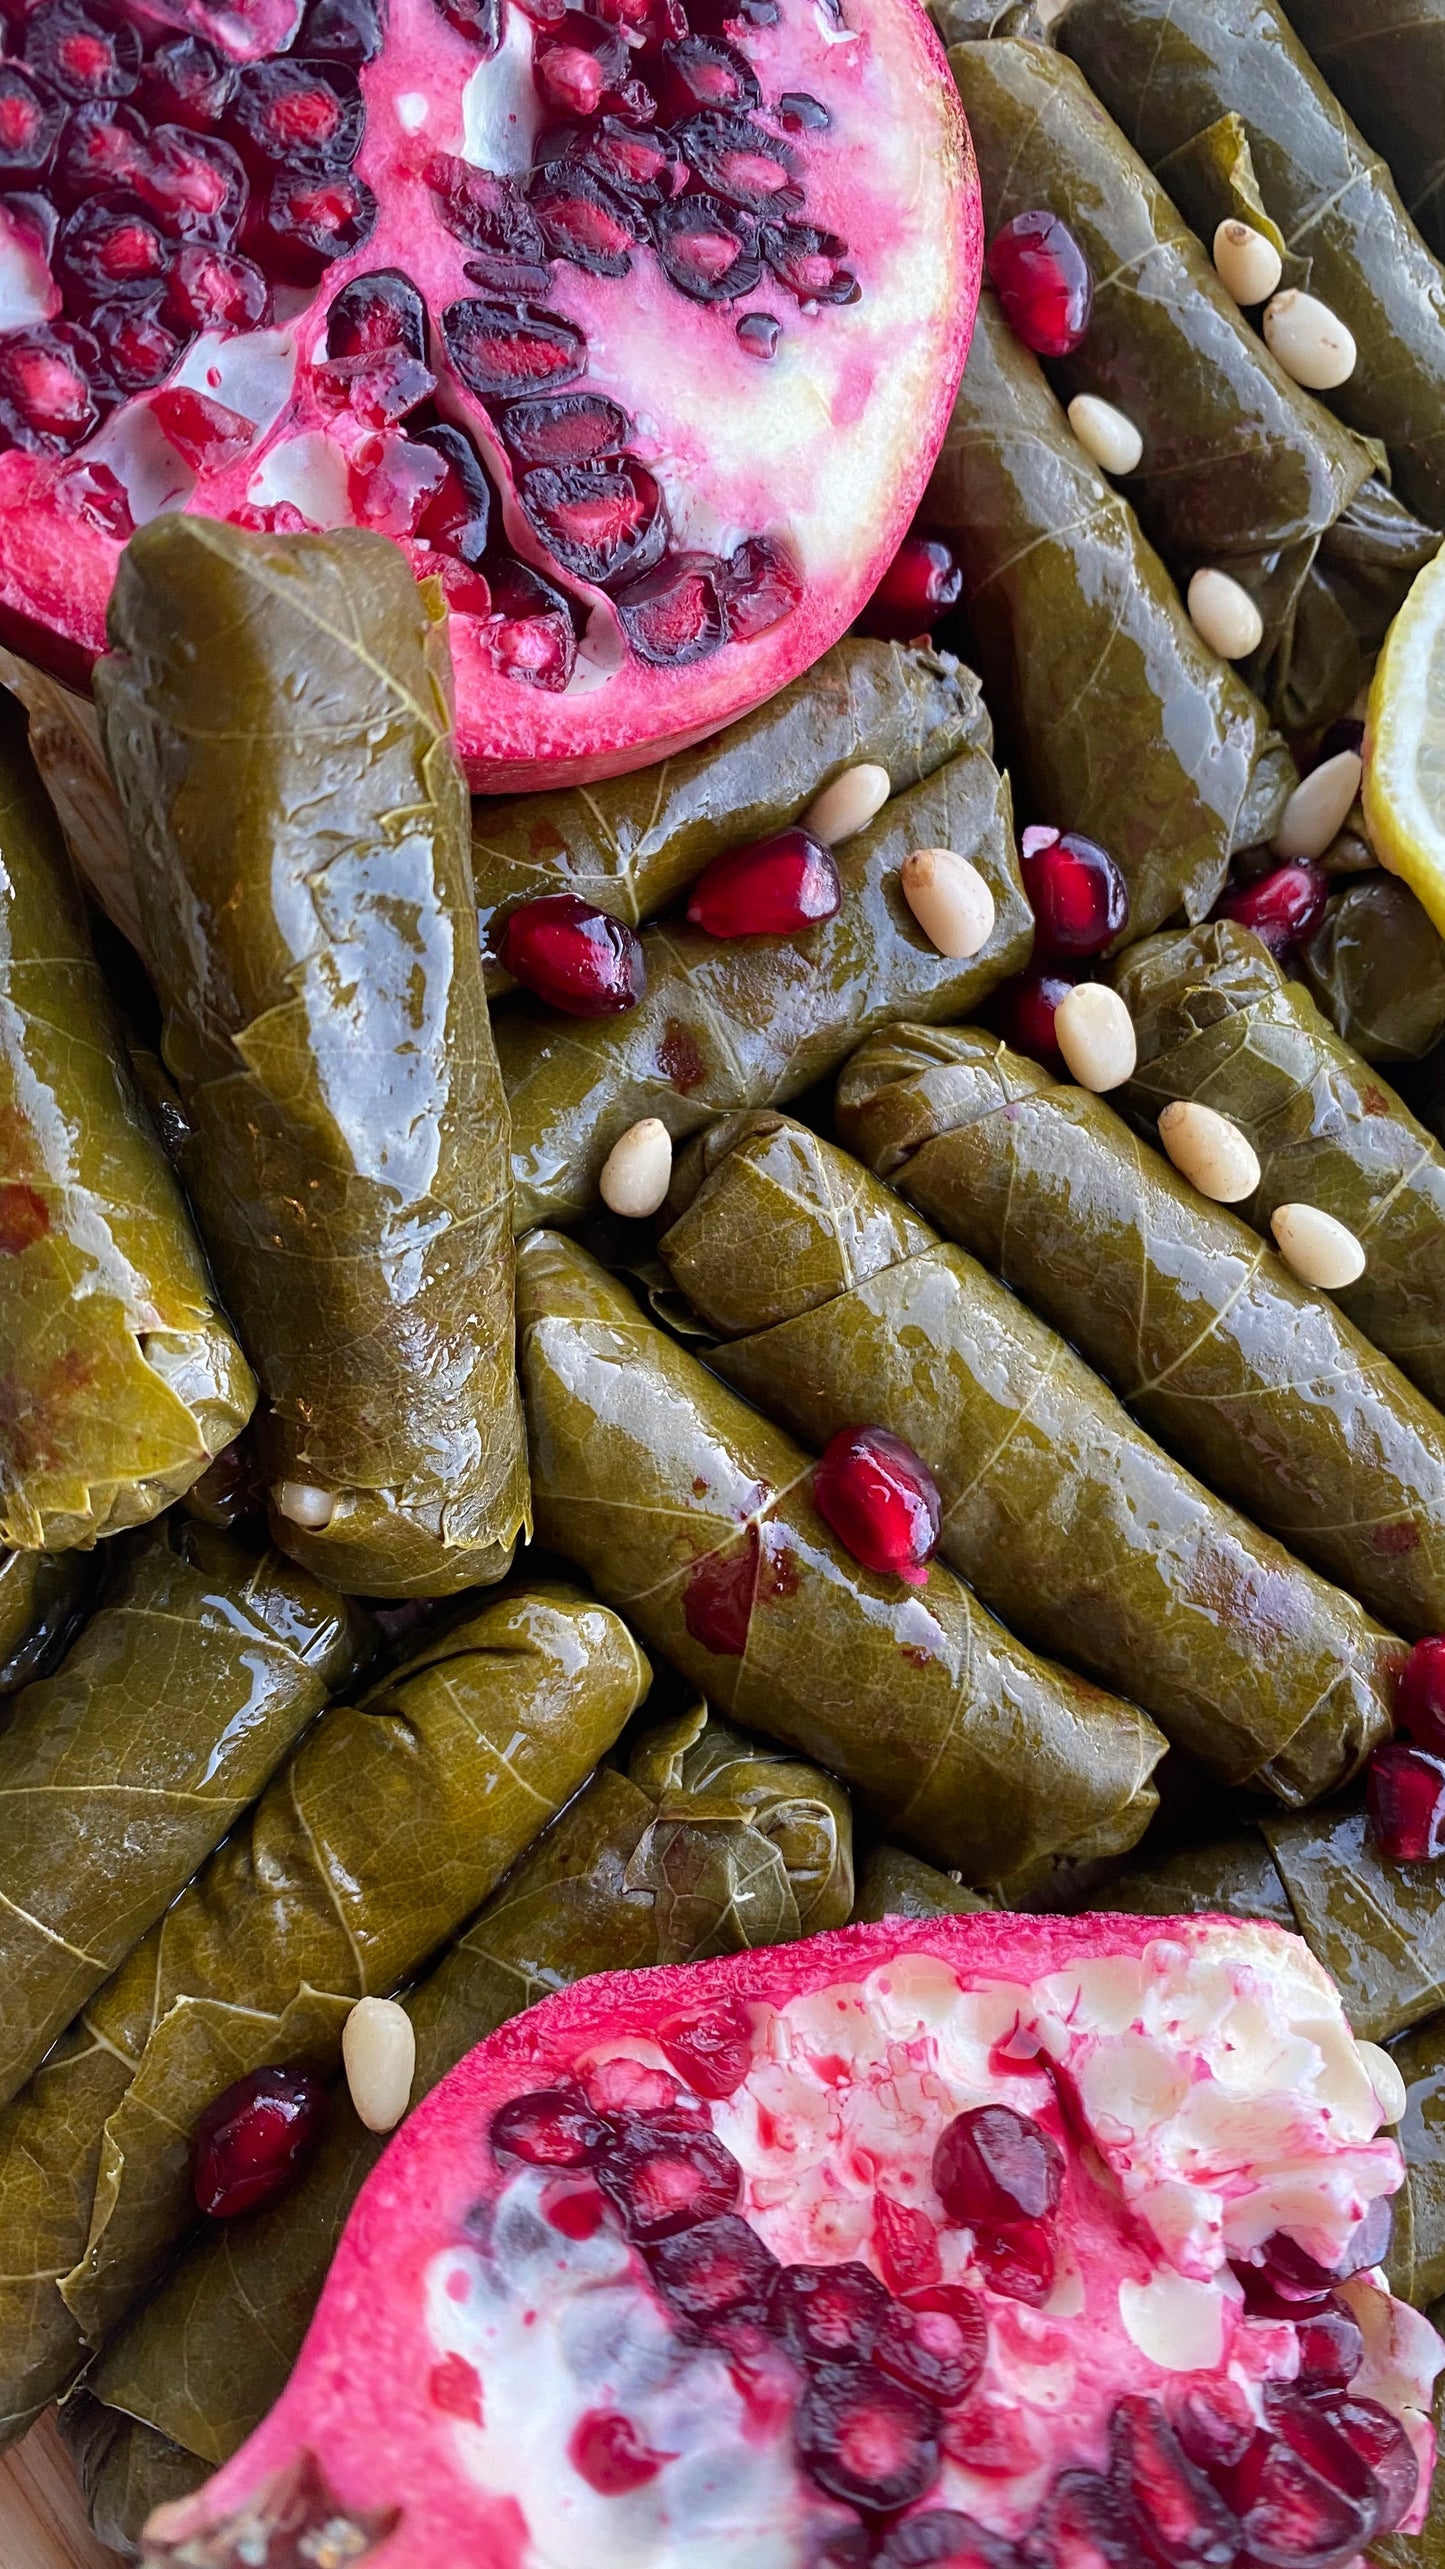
[600,1115,673,1218]
[900,847,996,958]
[1187,568,1264,661]
[1212,218,1283,307]
[1263,289,1357,390]
[1158,1101,1261,1202]
[1066,393,1144,477]
[1054,983,1138,1092]
[1270,1201,1366,1290]
[343,1996,416,2135]
[274,1482,335,1530]
[1356,2039,1408,2127]
[802,761,890,846]
[1272,749,1363,862]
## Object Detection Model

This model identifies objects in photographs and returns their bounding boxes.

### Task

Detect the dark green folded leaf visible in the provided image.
[519,1228,1163,1890]
[0,1519,363,2120]
[63,2393,208,2561]
[948,39,1436,734]
[82,1716,851,2513]
[851,1845,994,1921]
[1262,1794,1445,2047]
[1097,1827,1298,1932]
[627,1700,854,1951]
[836,1021,1445,1637]
[1385,2012,1445,2311]
[0,687,254,1555]
[473,639,989,969]
[925,293,1293,944]
[1287,0,1445,264]
[1116,920,1445,1411]
[660,1110,1395,1798]
[933,0,1041,37]
[498,743,1030,1233]
[0,1578,647,2443]
[1059,0,1445,527]
[0,1547,95,1692]
[1300,877,1445,1064]
[96,520,529,1598]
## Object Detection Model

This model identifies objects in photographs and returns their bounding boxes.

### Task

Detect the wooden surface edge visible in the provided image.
[0,2412,113,2569]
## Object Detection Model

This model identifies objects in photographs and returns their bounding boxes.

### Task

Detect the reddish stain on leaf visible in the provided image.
[657,1016,707,1094]
[429,2351,484,2424]
[1362,1086,1391,1117]
[684,1524,760,1656]
[900,1642,933,1670]
[1373,1520,1423,1556]
[0,1182,49,1254]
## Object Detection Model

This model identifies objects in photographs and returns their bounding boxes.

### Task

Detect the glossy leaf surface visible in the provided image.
[1300,877,1445,1066]
[1288,0,1445,263]
[0,1547,95,1693]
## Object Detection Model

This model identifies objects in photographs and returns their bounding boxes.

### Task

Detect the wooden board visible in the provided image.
[0,2416,112,2569]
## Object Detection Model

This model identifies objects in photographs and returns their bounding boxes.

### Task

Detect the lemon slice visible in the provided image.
[1365,549,1445,934]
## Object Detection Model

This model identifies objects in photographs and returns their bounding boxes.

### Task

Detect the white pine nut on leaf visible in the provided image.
[1272,751,1363,863]
[802,762,890,847]
[1054,984,1137,1093]
[1264,289,1357,390]
[1270,1202,1366,1291]
[1159,1101,1261,1203]
[600,1116,673,1218]
[343,1996,416,2135]
[273,1482,336,1530]
[1187,568,1264,661]
[1212,218,1283,306]
[1067,394,1144,477]
[900,848,996,958]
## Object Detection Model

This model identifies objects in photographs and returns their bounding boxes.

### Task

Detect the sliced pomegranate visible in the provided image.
[24,3,141,103]
[139,34,238,128]
[490,2085,605,2167]
[1109,2395,1238,2567]
[813,1425,942,1586]
[647,2212,778,2328]
[192,2065,328,2219]
[0,67,64,185]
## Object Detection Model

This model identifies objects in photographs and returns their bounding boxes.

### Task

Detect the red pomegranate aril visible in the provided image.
[993,966,1077,1068]
[326,266,427,363]
[1292,2299,1364,2394]
[797,2368,942,2515]
[971,2224,1056,2307]
[1394,1634,1445,1752]
[679,114,801,216]
[1033,2470,1131,2568]
[617,552,727,666]
[582,2056,695,2119]
[877,2287,987,2406]
[1109,2394,1239,2568]
[1368,1738,1445,1859]
[565,113,684,202]
[229,60,364,172]
[762,220,857,305]
[769,2260,890,2368]
[500,892,646,1014]
[737,310,781,359]
[299,0,384,63]
[58,101,151,200]
[150,386,255,470]
[1257,2199,1394,2305]
[58,195,167,300]
[139,36,237,130]
[520,459,664,587]
[661,31,759,112]
[53,452,130,536]
[530,162,637,274]
[596,2124,741,2241]
[149,131,248,250]
[443,295,585,398]
[1173,2377,1257,2478]
[0,324,97,449]
[534,14,627,118]
[412,421,492,565]
[1217,858,1329,957]
[499,390,629,470]
[192,2065,328,2219]
[483,601,576,690]
[427,154,545,263]
[24,2,140,103]
[315,342,435,426]
[433,559,492,616]
[652,194,761,301]
[723,534,803,641]
[813,1424,941,1587]
[875,2514,1016,2568]
[251,165,376,282]
[162,245,270,335]
[861,535,963,642]
[658,2001,754,2099]
[935,2104,1064,2230]
[873,2196,942,2297]
[489,2084,605,2168]
[646,2213,778,2327]
[1236,2428,1378,2565]
[987,209,1094,357]
[687,827,841,938]
[90,296,181,391]
[0,65,63,182]
[570,2409,673,2495]
[779,90,830,131]
[1020,826,1130,957]
[1312,2395,1418,2533]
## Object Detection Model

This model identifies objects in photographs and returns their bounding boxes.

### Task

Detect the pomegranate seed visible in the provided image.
[58,101,151,199]
[139,36,237,129]
[581,2056,695,2119]
[971,2225,1056,2307]
[813,1425,941,1586]
[1369,1738,1445,1859]
[412,422,492,565]
[1312,2394,1418,2532]
[661,31,759,112]
[498,893,644,1016]
[162,244,271,334]
[530,162,637,275]
[489,2085,604,2167]
[1173,2376,1257,2477]
[90,297,181,392]
[1216,857,1329,957]
[519,459,664,588]
[987,209,1093,357]
[935,2103,1063,2229]
[872,2196,942,2297]
[53,453,130,537]
[877,2287,987,2405]
[737,311,781,359]
[443,295,586,398]
[24,2,140,103]
[646,2213,777,2328]
[779,90,829,130]
[428,154,545,264]
[565,115,684,202]
[595,2124,741,2241]
[483,604,576,690]
[1233,2263,1331,2318]
[993,965,1077,1068]
[678,114,801,217]
[327,267,427,362]
[535,13,628,117]
[1396,1635,1445,1752]
[874,2514,1015,2568]
[569,2409,673,2495]
[253,165,377,282]
[686,827,841,938]
[351,431,450,535]
[722,535,803,641]
[314,343,435,427]
[658,2002,754,2099]
[796,2369,942,2514]
[0,325,98,450]
[133,125,248,243]
[299,0,384,62]
[1032,2470,1132,2567]
[192,2064,327,2218]
[1261,2197,1393,2293]
[1293,2298,1365,2393]
[499,389,630,469]
[1109,2393,1239,2567]
[762,220,857,305]
[1020,826,1130,957]
[769,2260,890,2367]
[433,559,492,616]
[617,553,727,665]
[0,65,62,182]
[652,194,762,302]
[1237,2404,1380,2563]
[861,535,963,642]
[58,196,168,299]
[229,60,364,172]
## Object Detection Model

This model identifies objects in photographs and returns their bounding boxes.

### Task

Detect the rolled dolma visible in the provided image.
[926,293,1293,943]
[0,1518,363,2117]
[473,639,987,969]
[660,1110,1396,1798]
[1116,920,1445,1412]
[96,520,530,1598]
[950,39,1438,734]
[0,1578,647,2443]
[1059,0,1445,528]
[851,1844,994,1921]
[0,689,254,1556]
[1275,0,1445,265]
[837,1022,1445,1637]
[1300,877,1445,1066]
[0,1547,93,1692]
[518,1229,1164,1890]
[71,1715,853,2533]
[499,737,1031,1232]
[1386,2013,1445,2313]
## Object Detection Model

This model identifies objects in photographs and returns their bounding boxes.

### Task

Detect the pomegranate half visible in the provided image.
[0,0,978,788]
[138,1910,1442,2568]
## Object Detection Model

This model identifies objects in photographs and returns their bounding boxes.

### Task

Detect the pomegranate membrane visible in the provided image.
[140,1912,1441,2569]
[0,0,979,787]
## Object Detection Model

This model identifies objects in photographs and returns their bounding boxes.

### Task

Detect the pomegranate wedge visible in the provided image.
[139,1912,1441,2568]
[0,0,978,787]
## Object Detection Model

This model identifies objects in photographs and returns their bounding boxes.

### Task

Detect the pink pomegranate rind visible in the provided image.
[140,1911,1442,2568]
[0,0,979,790]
